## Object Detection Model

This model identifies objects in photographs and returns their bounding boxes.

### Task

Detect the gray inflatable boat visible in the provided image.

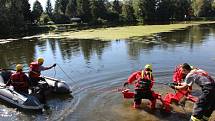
[0,85,43,110]
[43,76,71,94]
[0,70,71,110]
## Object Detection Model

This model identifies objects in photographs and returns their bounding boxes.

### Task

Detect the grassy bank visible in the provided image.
[40,21,215,41]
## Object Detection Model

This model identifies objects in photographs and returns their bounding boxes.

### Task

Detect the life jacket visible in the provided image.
[173,65,185,83]
[29,62,41,78]
[173,65,198,83]
[192,69,215,83]
[10,72,28,90]
[135,70,154,90]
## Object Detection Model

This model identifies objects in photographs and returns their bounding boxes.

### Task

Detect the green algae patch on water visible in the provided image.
[40,21,215,41]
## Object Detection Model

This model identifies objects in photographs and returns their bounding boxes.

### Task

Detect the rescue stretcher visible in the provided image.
[122,87,198,112]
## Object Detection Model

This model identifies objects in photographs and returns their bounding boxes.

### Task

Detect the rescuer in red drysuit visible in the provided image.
[172,63,215,121]
[124,64,162,109]
[163,64,197,112]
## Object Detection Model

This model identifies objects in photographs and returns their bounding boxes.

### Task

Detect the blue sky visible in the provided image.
[29,0,55,10]
[29,0,116,10]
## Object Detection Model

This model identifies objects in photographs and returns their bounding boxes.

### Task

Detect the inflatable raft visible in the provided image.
[0,70,71,110]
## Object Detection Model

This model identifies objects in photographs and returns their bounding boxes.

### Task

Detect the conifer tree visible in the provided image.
[32,0,43,23]
[46,0,53,17]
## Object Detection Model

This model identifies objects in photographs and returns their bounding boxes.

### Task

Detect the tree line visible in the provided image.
[1,0,215,37]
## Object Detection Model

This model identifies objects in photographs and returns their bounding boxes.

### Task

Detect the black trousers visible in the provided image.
[134,89,155,105]
[29,77,48,104]
[29,77,46,86]
[192,84,215,119]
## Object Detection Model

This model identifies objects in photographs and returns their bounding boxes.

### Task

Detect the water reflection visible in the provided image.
[0,39,36,68]
[0,24,215,70]
[0,39,111,68]
[56,39,79,60]
[78,39,110,62]
[0,24,215,121]
[126,24,214,60]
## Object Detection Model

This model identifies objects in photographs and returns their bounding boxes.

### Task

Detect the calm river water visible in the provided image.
[0,24,215,121]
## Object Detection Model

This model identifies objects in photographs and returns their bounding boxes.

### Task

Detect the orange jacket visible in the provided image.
[29,62,41,78]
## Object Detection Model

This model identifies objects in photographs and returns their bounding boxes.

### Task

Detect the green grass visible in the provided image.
[40,21,215,40]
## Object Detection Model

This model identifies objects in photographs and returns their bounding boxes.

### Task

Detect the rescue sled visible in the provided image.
[122,88,163,100]
[0,70,71,110]
[122,88,164,107]
[162,89,198,112]
[122,87,198,112]
[122,89,134,98]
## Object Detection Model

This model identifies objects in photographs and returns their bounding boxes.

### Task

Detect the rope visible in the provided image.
[91,87,125,93]
[56,63,76,84]
[154,81,169,85]
[53,66,56,78]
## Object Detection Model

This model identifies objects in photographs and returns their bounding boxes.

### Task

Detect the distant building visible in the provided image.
[70,18,82,24]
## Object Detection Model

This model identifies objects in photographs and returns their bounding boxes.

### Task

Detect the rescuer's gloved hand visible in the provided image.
[52,63,56,67]
[168,83,176,89]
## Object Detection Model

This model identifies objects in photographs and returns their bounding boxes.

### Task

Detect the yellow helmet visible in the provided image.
[37,57,44,63]
[16,64,23,71]
[145,64,152,71]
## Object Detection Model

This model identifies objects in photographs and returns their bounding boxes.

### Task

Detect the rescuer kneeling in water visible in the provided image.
[162,64,198,112]
[171,63,215,121]
[123,64,158,109]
